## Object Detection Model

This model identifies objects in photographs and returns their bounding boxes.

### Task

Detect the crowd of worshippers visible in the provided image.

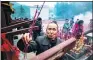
[61,18,84,40]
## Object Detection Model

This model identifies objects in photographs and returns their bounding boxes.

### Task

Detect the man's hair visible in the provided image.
[37,17,42,21]
[47,21,58,29]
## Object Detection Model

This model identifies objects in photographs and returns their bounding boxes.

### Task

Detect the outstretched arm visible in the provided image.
[17,33,37,53]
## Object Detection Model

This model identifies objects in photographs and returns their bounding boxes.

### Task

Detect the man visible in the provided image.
[17,21,63,55]
[32,17,42,41]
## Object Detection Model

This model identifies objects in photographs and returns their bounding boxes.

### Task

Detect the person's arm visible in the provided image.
[17,39,37,53]
[17,33,38,53]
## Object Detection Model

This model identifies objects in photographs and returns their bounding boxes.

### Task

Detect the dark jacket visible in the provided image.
[17,35,62,55]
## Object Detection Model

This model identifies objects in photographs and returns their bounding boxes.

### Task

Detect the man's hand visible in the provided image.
[22,33,32,44]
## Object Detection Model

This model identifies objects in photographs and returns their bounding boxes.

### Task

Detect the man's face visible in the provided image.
[46,23,58,40]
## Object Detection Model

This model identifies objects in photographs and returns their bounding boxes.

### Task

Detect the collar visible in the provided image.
[41,36,61,45]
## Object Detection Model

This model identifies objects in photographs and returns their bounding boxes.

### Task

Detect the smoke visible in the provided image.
[74,11,92,24]
[73,11,92,32]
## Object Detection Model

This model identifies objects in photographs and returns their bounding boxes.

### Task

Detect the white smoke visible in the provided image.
[73,11,92,32]
[74,11,92,24]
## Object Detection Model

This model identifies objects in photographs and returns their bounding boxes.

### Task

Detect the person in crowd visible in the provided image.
[70,18,74,29]
[32,17,42,41]
[62,19,70,40]
[17,21,62,54]
[72,20,84,38]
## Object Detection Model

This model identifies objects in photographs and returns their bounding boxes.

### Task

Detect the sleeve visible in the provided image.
[17,39,37,53]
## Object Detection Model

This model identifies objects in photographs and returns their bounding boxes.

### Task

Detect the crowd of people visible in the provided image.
[61,18,84,40]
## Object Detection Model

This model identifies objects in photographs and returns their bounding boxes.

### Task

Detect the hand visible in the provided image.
[22,33,32,44]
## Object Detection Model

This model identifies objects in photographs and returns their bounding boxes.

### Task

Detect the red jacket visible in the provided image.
[72,23,83,35]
